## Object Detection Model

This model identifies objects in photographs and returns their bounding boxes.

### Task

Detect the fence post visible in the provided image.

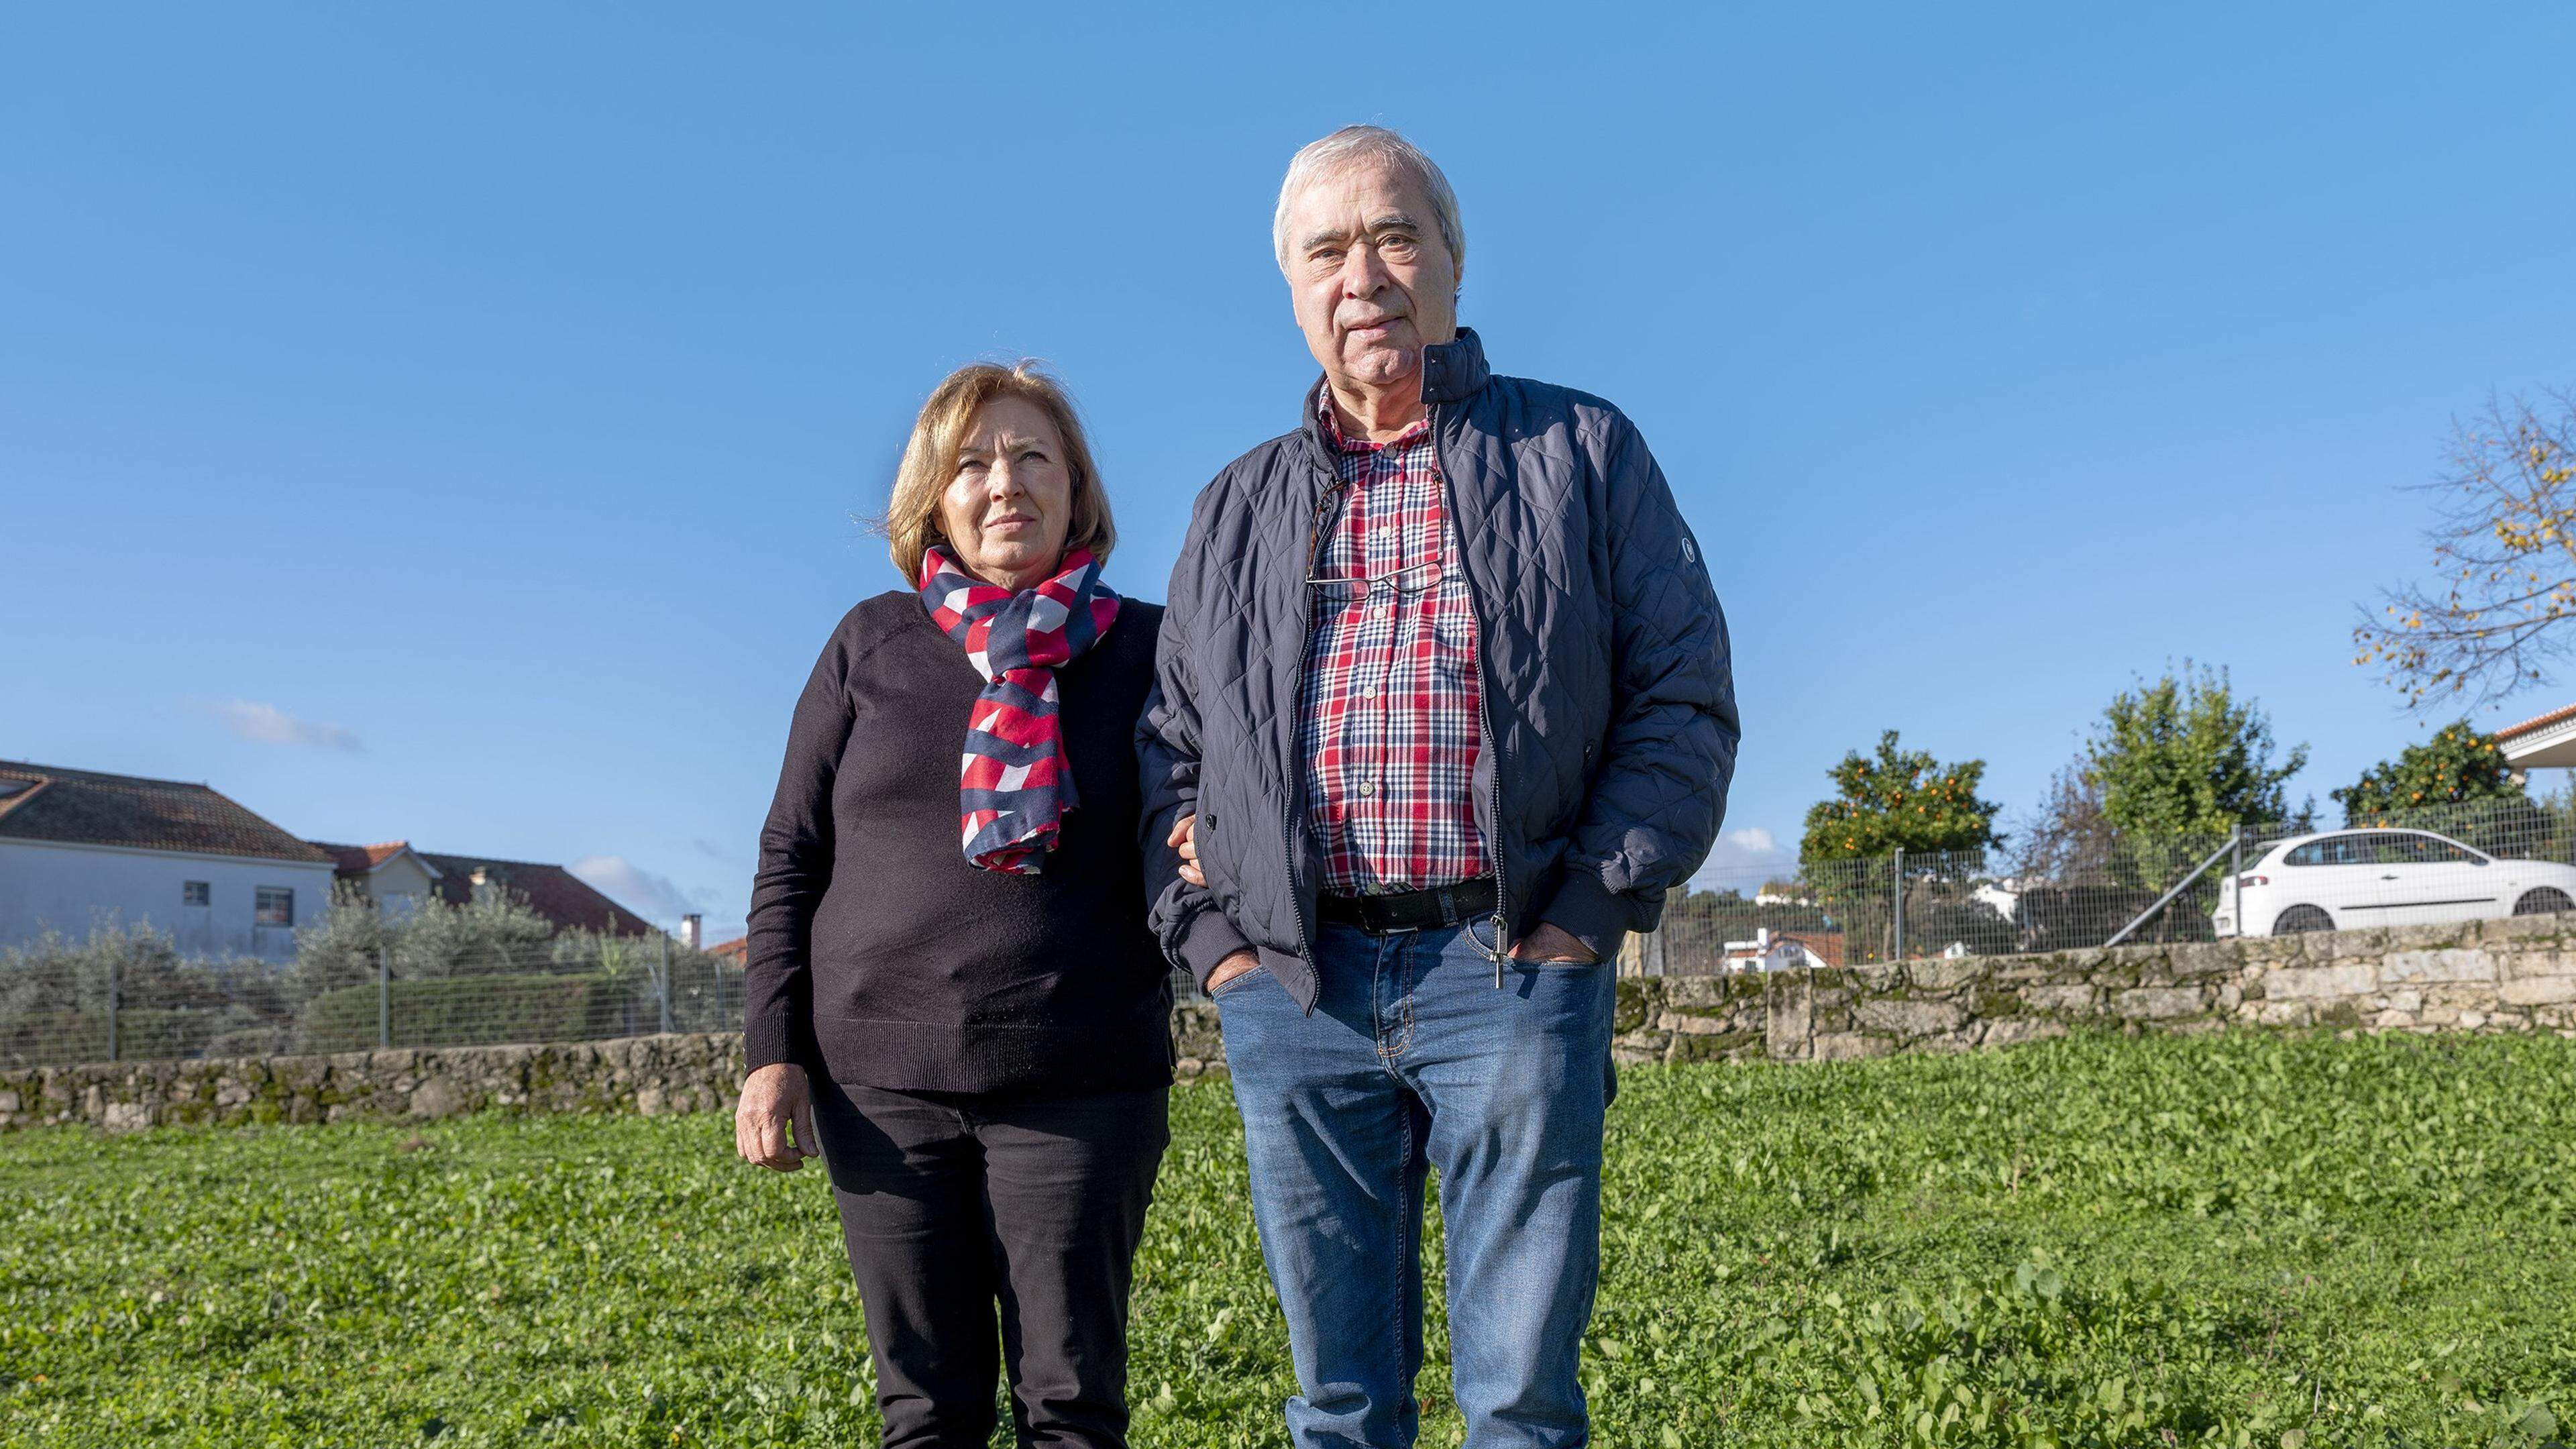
[2229,826,2245,938]
[107,955,121,1063]
[657,933,674,1036]
[377,946,390,1049]
[1891,847,1906,963]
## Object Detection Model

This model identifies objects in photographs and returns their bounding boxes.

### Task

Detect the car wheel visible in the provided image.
[2513,887,2573,916]
[2273,905,2333,934]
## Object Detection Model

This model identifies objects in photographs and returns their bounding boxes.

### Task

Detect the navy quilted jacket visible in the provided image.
[1138,328,1738,1009]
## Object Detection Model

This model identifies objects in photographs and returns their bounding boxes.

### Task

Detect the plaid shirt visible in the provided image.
[1297,388,1489,894]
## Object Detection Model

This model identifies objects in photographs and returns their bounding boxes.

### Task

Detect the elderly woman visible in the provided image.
[736,362,1171,1448]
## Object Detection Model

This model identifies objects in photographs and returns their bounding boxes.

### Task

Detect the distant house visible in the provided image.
[1721,927,1846,973]
[707,936,749,967]
[1973,879,2025,923]
[306,841,443,918]
[0,759,340,961]
[309,841,659,938]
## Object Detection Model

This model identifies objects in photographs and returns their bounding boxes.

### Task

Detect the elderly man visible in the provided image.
[1140,126,1737,1446]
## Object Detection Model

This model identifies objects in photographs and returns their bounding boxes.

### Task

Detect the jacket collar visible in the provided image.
[1419,326,1489,405]
[1297,325,1491,469]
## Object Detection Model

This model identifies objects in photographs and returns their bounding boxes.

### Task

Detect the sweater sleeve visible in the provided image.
[743,619,856,1073]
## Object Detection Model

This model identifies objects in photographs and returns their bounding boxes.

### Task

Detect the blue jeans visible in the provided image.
[1214,920,1617,1448]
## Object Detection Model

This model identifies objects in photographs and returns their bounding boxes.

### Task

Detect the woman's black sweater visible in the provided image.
[743,589,1172,1097]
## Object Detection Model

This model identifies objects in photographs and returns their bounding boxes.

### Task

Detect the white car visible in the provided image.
[2215,827,2576,937]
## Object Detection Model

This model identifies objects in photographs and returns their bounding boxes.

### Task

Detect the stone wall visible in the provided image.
[1171,999,1223,1076]
[11,917,2573,1132]
[1613,913,2576,1067]
[0,1002,1231,1133]
[0,1034,746,1134]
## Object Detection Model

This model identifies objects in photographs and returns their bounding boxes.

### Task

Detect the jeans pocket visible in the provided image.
[1210,964,1270,1000]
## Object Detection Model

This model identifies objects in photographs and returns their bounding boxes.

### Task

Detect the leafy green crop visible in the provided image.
[3,1030,2571,1446]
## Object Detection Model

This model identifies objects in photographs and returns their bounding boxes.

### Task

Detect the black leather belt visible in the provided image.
[1318,878,1499,934]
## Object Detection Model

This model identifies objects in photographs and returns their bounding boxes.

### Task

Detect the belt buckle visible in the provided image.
[1375,896,1422,935]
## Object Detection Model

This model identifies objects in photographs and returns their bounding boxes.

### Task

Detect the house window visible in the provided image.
[182,881,211,907]
[254,887,295,927]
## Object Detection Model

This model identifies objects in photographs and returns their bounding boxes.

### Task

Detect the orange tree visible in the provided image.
[1798,730,2001,871]
[2331,721,2520,818]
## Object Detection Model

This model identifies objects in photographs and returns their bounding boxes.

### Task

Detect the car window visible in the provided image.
[2371,833,2478,866]
[2284,836,2367,866]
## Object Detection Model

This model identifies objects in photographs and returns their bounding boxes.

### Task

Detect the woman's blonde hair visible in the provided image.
[883,362,1116,582]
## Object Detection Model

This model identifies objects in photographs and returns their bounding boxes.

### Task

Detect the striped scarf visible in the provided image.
[916,544,1122,874]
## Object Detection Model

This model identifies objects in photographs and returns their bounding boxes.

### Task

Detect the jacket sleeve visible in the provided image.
[1538,413,1740,959]
[742,622,855,1073]
[1138,503,1256,985]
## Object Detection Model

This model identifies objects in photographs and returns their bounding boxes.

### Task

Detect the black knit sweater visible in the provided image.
[743,589,1172,1096]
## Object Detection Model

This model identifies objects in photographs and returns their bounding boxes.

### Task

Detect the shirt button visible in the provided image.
[1373,605,1390,619]
[1358,781,1377,797]
[1360,684,1377,700]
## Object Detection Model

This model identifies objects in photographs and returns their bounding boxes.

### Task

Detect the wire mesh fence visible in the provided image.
[13,796,2576,1066]
[0,933,746,1071]
[1638,794,2576,977]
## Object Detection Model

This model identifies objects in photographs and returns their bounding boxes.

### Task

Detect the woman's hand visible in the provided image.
[1169,813,1205,888]
[735,1062,820,1172]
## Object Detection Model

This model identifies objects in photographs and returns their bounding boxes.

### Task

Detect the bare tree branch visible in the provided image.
[2355,388,2576,710]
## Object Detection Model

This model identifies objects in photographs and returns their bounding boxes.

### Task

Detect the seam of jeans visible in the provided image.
[1395,1080,1419,1433]
[1382,930,1419,1063]
[1371,930,1395,1064]
[1401,942,1419,1057]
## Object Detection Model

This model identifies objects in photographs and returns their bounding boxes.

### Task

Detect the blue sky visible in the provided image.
[5,3,2571,936]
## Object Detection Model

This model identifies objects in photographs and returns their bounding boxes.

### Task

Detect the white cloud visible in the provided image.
[1691,824,1792,891]
[189,697,362,752]
[570,855,699,924]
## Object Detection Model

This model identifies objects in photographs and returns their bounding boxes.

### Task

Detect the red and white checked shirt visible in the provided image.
[1297,388,1489,894]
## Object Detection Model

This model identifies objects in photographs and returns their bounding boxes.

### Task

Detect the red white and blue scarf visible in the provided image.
[916,544,1122,874]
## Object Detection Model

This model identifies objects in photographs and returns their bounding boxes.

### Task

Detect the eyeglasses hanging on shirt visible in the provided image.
[1305,557,1448,602]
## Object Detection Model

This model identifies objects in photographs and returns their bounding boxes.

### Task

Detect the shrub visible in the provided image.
[0,922,294,1069]
[297,971,659,1053]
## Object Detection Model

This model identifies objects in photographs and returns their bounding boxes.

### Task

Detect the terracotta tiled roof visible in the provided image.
[0,760,333,863]
[309,841,429,879]
[2493,701,2576,742]
[415,851,659,938]
[1795,932,1849,969]
[707,936,749,966]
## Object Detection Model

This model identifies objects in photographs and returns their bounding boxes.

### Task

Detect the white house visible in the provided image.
[0,760,341,961]
[1720,927,1845,973]
[305,841,443,918]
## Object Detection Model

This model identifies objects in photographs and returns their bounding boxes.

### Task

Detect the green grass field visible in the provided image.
[3,1030,2573,1448]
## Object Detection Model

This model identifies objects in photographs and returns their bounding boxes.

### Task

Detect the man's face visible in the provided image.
[1281,158,1459,394]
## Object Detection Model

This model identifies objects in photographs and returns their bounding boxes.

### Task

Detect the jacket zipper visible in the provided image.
[1433,402,1515,986]
[1277,463,1336,1012]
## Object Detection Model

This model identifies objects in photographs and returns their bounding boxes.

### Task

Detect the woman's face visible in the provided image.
[936,396,1075,591]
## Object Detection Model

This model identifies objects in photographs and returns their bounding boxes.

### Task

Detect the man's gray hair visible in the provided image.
[1272,125,1465,278]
